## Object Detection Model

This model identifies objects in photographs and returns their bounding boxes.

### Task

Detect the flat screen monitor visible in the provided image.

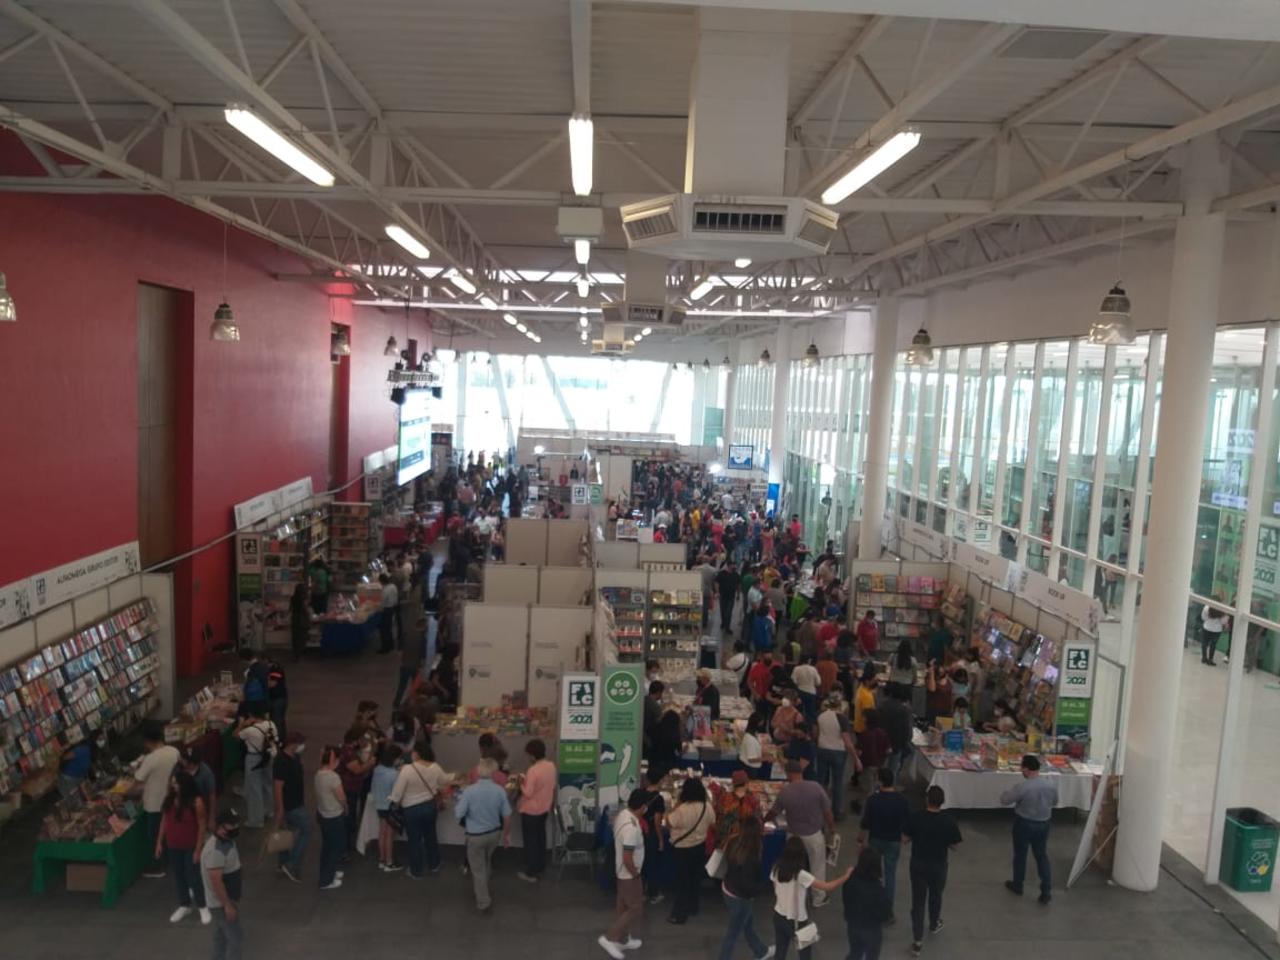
[727,444,754,470]
[396,389,433,486]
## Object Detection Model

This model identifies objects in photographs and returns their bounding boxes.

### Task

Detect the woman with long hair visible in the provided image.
[889,640,917,687]
[717,815,768,960]
[155,770,208,924]
[665,776,716,924]
[390,739,449,878]
[842,846,892,960]
[771,835,852,959]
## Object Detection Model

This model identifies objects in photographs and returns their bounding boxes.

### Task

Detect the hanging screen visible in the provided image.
[396,389,433,485]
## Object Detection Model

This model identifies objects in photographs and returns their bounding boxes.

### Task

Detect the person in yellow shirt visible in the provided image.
[853,666,879,735]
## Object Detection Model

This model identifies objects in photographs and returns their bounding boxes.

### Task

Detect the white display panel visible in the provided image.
[396,389,433,485]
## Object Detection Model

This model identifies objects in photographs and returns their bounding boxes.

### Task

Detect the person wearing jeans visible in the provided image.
[904,785,962,955]
[235,708,277,830]
[814,694,856,818]
[272,732,311,882]
[392,741,448,877]
[999,754,1059,904]
[314,746,348,890]
[858,767,910,918]
[155,771,208,924]
[765,762,834,907]
[716,816,772,960]
[516,739,556,883]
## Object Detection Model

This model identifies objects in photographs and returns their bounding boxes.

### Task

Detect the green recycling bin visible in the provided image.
[1219,807,1279,893]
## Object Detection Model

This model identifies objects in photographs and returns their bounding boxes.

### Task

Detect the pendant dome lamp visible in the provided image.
[0,272,15,322]
[802,342,820,367]
[721,355,732,369]
[1089,197,1136,345]
[905,326,934,365]
[758,349,772,366]
[210,222,240,341]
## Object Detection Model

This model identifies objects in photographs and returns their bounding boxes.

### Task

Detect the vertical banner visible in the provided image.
[1055,639,1096,738]
[557,672,600,833]
[597,664,643,816]
[235,533,265,652]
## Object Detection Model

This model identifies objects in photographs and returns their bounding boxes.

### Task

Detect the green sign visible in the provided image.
[1055,696,1091,737]
[703,406,725,446]
[590,483,604,505]
[598,664,643,812]
[558,740,597,775]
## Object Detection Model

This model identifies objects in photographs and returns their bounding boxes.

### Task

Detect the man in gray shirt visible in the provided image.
[766,760,835,905]
[999,754,1059,904]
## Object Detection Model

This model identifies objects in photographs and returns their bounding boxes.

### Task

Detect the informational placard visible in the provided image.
[234,533,265,651]
[571,484,589,506]
[278,477,313,510]
[897,517,951,560]
[727,444,754,470]
[597,664,643,815]
[0,577,32,629]
[396,388,433,485]
[589,484,604,505]
[234,490,281,529]
[364,472,384,501]
[952,541,1021,592]
[30,542,141,613]
[1060,639,1097,697]
[559,672,600,740]
[1020,566,1102,633]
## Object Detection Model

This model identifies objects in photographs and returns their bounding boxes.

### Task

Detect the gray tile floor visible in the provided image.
[2,642,1278,960]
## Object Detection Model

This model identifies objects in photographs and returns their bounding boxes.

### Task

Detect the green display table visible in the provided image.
[32,816,149,907]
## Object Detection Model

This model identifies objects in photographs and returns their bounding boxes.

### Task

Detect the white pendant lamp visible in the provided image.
[0,272,17,322]
[803,342,820,367]
[383,335,399,357]
[568,114,594,196]
[210,221,240,341]
[758,349,772,366]
[905,327,934,365]
[1090,285,1135,344]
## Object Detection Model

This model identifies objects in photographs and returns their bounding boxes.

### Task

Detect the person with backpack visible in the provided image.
[239,652,269,718]
[235,705,278,829]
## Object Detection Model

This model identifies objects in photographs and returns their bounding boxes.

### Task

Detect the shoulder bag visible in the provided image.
[792,876,821,949]
[387,762,435,833]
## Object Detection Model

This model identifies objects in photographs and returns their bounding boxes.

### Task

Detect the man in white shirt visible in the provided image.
[235,706,278,829]
[378,573,399,653]
[131,721,180,878]
[599,790,648,959]
[1201,603,1227,666]
[791,656,822,723]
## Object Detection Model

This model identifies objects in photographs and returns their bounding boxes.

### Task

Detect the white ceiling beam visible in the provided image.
[269,0,382,119]
[800,22,1023,196]
[570,0,592,116]
[790,15,893,126]
[0,30,39,65]
[488,133,566,190]
[1213,181,1280,214]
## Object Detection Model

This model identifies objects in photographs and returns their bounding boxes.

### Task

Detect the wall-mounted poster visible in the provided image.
[727,444,754,470]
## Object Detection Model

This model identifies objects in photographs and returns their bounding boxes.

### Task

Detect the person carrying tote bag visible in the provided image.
[665,777,716,924]
[770,836,852,960]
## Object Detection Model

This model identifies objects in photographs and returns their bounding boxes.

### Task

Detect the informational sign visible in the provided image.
[589,484,604,506]
[597,664,643,815]
[278,477,313,510]
[29,542,141,614]
[703,407,725,446]
[897,517,951,560]
[571,484,589,506]
[234,490,280,529]
[1055,697,1092,737]
[952,541,1019,592]
[396,389,433,485]
[1060,639,1097,697]
[766,482,780,517]
[727,444,754,470]
[1021,567,1102,634]
[364,471,384,501]
[559,672,600,741]
[0,577,32,630]
[234,533,265,652]
[1255,524,1279,598]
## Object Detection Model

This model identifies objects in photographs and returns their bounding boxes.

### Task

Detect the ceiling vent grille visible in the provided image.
[620,199,679,244]
[796,206,840,249]
[592,322,635,355]
[602,302,686,327]
[999,28,1107,60]
[692,203,788,235]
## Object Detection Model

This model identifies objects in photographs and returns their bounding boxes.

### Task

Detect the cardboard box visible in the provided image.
[66,863,107,892]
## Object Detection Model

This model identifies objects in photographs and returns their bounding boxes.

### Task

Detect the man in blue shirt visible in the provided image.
[455,758,512,914]
[1000,754,1059,904]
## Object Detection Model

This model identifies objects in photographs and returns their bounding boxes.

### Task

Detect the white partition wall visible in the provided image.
[484,565,540,603]
[547,519,590,566]
[505,519,548,566]
[595,541,639,569]
[539,566,593,605]
[638,543,687,568]
[527,606,593,707]
[460,604,530,707]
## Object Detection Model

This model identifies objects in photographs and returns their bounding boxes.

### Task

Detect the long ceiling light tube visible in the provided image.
[568,114,594,196]
[224,104,334,187]
[821,129,921,206]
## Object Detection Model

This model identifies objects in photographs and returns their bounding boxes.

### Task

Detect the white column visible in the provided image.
[722,353,738,451]
[768,324,793,498]
[1114,135,1229,892]
[857,297,899,559]
[455,353,468,459]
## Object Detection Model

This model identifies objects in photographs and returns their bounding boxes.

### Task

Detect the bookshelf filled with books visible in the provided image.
[0,599,161,796]
[647,588,702,679]
[329,502,377,591]
[598,587,646,661]
[852,573,942,642]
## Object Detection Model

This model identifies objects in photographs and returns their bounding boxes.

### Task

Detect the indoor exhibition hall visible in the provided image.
[4,1,1280,959]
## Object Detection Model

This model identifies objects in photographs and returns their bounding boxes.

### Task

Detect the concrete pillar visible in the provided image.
[857,297,899,559]
[1113,135,1229,891]
[722,362,738,452]
[768,324,792,498]
[455,353,468,460]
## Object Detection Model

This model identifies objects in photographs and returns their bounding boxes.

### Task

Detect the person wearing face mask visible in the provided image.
[770,690,802,747]
[272,732,311,883]
[156,770,209,925]
[200,808,244,960]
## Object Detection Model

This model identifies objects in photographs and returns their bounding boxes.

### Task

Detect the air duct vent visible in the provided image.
[692,203,788,235]
[999,28,1107,60]
[619,194,838,261]
[592,322,635,355]
[601,301,686,327]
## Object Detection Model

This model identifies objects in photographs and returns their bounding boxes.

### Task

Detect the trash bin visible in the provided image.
[1220,807,1279,893]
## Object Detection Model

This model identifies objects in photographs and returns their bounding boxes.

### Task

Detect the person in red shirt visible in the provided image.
[816,615,843,654]
[747,653,774,705]
[788,514,802,542]
[856,610,880,657]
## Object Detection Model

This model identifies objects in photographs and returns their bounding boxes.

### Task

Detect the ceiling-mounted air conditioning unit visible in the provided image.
[620,194,839,261]
[601,302,686,328]
[592,322,635,355]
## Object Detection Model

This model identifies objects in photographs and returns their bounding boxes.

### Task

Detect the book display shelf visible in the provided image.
[0,600,161,795]
[940,582,970,640]
[330,502,376,591]
[647,589,702,680]
[969,603,1061,732]
[598,586,645,661]
[853,573,942,641]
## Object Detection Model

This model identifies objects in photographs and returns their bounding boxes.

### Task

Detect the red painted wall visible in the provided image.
[0,167,434,674]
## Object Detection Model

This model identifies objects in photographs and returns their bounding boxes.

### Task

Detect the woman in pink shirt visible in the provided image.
[516,738,557,882]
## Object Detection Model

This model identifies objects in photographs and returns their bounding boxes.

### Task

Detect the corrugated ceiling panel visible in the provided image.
[591,2,693,115]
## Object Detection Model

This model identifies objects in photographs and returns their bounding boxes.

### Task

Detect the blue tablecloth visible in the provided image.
[320,612,382,654]
[595,812,786,891]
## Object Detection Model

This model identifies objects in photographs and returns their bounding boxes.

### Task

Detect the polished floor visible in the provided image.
[2,642,1278,960]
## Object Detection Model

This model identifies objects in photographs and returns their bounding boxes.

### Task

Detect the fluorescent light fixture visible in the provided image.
[568,114,594,196]
[534,444,546,455]
[384,224,430,260]
[579,315,589,329]
[516,322,528,333]
[821,129,922,206]
[708,462,724,475]
[733,257,752,269]
[580,330,588,342]
[576,276,589,297]
[641,326,653,336]
[479,295,498,309]
[503,313,519,326]
[449,271,476,294]
[689,279,714,301]
[633,333,643,342]
[224,104,334,187]
[574,239,590,265]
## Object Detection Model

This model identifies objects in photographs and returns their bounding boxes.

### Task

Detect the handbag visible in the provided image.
[704,848,726,879]
[792,878,820,949]
[389,761,435,832]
